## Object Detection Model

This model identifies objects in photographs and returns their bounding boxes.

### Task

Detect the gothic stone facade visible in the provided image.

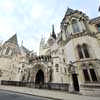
[39,8,100,94]
[0,8,100,94]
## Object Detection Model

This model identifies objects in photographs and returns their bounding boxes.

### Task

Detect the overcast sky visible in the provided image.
[0,0,99,54]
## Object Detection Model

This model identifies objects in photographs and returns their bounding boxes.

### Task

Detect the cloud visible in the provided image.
[32,3,44,20]
[0,0,15,14]
[0,0,99,53]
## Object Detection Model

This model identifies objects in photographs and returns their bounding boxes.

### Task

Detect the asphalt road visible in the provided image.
[0,90,55,100]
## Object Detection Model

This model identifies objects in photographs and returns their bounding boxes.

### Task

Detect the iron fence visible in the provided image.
[1,80,69,91]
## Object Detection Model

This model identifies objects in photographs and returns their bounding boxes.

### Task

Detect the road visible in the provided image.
[0,90,55,100]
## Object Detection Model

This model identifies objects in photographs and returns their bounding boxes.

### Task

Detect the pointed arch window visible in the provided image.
[5,47,10,55]
[83,69,90,82]
[72,19,80,33]
[77,45,84,59]
[89,68,97,82]
[77,44,90,59]
[82,64,98,82]
[82,44,90,58]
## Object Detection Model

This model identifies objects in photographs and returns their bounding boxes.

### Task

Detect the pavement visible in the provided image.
[0,85,100,100]
[0,90,53,100]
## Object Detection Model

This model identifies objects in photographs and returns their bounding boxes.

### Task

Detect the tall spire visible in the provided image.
[40,34,45,46]
[21,40,23,46]
[51,24,56,39]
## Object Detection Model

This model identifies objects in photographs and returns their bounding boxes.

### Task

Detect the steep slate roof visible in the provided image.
[61,8,88,25]
[89,16,100,24]
[5,34,18,45]
[20,45,30,54]
[65,8,75,16]
[65,8,84,16]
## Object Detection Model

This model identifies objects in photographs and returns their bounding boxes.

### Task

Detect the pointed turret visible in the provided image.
[5,34,18,45]
[51,24,56,39]
[40,34,45,48]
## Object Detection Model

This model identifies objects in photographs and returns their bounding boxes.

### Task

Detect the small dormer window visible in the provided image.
[72,19,80,33]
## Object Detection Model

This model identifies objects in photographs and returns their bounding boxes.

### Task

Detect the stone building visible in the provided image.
[0,34,36,82]
[0,8,100,94]
[39,8,100,94]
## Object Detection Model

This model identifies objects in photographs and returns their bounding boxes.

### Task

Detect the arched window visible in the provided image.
[89,64,97,82]
[72,19,80,33]
[83,69,90,82]
[5,47,10,55]
[77,45,83,59]
[82,64,97,82]
[11,51,13,56]
[89,68,97,82]
[82,44,90,58]
[77,44,90,59]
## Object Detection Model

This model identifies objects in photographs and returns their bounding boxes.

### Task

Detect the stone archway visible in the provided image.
[30,63,48,83]
[35,69,44,84]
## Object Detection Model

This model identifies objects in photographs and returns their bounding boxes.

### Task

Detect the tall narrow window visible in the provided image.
[82,44,90,58]
[11,51,13,56]
[77,45,84,59]
[5,47,10,55]
[83,69,90,82]
[89,69,97,82]
[72,19,80,33]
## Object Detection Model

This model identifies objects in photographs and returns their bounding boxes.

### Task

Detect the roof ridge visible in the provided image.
[5,34,18,45]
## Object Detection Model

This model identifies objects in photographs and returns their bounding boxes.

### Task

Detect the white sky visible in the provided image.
[0,0,99,54]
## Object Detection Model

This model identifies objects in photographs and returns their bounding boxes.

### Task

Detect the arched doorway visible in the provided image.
[35,69,44,84]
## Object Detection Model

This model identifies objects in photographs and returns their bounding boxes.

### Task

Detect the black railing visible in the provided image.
[1,80,69,91]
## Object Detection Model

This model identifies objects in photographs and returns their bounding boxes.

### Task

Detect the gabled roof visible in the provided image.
[20,45,30,54]
[89,16,100,24]
[61,8,88,25]
[5,34,18,45]
[65,8,75,16]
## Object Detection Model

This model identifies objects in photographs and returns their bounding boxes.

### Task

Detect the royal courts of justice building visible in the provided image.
[0,8,100,94]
